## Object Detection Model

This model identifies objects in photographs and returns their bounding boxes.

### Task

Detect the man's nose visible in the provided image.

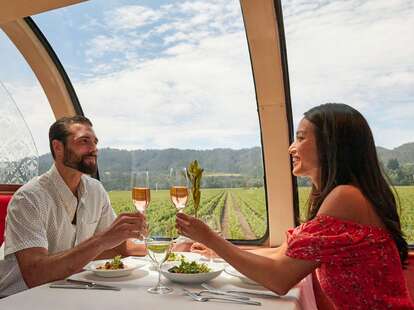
[89,143,98,154]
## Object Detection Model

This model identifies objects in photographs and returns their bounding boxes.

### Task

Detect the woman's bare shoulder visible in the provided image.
[317,185,376,224]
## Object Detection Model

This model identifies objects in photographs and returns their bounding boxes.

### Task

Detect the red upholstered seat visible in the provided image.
[404,252,414,302]
[0,195,12,246]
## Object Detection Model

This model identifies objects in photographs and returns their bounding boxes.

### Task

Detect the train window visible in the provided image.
[282,0,414,243]
[33,0,267,241]
[0,30,53,184]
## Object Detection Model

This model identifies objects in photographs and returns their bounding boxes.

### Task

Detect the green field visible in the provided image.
[109,186,414,243]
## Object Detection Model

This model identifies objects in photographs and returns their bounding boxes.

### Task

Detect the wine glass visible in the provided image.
[169,167,189,243]
[132,171,150,213]
[131,171,150,242]
[202,215,222,263]
[169,167,189,213]
[145,236,173,294]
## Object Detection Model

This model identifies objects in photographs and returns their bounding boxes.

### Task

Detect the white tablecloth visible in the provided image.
[0,259,311,310]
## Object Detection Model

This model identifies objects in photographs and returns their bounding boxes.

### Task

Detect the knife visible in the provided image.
[50,279,121,291]
[67,279,121,290]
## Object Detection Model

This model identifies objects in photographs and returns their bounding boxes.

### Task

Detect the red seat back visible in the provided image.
[0,195,12,246]
[312,271,334,310]
[404,252,414,302]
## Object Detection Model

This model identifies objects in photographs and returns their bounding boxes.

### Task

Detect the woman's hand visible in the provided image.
[191,242,219,259]
[176,213,216,245]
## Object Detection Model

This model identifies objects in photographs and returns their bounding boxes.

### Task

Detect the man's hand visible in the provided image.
[98,212,147,249]
[16,212,147,288]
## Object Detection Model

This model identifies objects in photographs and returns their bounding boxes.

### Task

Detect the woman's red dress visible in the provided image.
[286,214,414,309]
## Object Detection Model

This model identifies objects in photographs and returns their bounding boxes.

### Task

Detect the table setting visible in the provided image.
[0,242,304,310]
[0,162,305,309]
[28,251,300,309]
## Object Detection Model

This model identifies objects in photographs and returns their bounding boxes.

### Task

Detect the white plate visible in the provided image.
[224,266,260,285]
[160,262,224,284]
[84,257,147,278]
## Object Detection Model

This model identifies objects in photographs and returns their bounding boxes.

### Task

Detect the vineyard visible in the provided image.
[109,186,414,243]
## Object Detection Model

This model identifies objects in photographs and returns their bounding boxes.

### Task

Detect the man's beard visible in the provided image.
[63,145,97,175]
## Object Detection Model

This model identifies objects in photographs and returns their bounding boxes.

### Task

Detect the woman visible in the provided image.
[176,103,414,309]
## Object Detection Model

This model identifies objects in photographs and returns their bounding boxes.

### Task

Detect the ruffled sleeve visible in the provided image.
[285,215,392,264]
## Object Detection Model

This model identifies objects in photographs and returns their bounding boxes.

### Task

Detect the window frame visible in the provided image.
[1,0,299,246]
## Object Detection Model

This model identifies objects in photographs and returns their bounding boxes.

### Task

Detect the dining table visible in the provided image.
[0,256,315,310]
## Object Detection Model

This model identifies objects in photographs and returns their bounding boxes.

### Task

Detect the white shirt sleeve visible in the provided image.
[95,189,116,233]
[4,191,48,256]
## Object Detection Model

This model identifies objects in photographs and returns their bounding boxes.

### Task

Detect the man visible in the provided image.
[0,116,146,297]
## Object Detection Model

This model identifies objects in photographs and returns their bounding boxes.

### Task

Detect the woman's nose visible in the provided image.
[288,142,295,154]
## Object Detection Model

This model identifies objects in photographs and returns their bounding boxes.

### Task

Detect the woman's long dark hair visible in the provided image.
[304,103,408,265]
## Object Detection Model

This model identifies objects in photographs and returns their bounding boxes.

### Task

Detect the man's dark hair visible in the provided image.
[49,115,93,159]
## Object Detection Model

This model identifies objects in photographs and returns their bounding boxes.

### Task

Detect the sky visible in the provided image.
[0,0,413,156]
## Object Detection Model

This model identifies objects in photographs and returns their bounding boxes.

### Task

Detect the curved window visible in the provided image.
[282,0,414,243]
[0,30,54,184]
[34,1,267,241]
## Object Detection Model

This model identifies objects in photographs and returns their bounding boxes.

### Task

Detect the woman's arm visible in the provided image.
[191,242,282,259]
[248,246,283,259]
[176,213,318,295]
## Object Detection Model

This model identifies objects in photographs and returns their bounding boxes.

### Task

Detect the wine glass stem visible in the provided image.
[156,264,162,288]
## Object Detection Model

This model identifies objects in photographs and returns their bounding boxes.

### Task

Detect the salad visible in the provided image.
[168,258,211,274]
[97,255,125,270]
[167,252,186,261]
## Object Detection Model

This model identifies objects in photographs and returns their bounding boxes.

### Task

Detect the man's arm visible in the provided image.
[96,239,147,259]
[15,212,145,288]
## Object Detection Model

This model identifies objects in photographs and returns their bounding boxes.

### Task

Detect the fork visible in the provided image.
[201,283,277,298]
[182,289,261,306]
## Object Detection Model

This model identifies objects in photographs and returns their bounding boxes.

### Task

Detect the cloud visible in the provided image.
[85,35,131,59]
[84,0,243,64]
[282,0,414,148]
[76,30,257,150]
[55,0,258,151]
[106,5,163,30]
[4,0,413,155]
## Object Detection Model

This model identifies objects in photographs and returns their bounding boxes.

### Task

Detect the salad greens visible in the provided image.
[167,252,186,261]
[168,258,211,274]
[97,255,125,270]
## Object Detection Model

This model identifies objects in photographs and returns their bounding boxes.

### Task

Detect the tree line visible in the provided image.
[384,158,414,186]
[38,148,414,190]
[296,158,414,187]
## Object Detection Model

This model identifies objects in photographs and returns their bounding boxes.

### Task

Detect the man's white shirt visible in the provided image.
[0,165,116,297]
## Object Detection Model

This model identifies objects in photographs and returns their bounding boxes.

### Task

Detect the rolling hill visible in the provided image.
[37,143,414,190]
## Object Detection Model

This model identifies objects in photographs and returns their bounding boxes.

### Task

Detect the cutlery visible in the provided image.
[183,289,261,306]
[201,283,278,298]
[66,279,121,291]
[194,289,250,300]
[50,283,121,291]
[50,284,119,291]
